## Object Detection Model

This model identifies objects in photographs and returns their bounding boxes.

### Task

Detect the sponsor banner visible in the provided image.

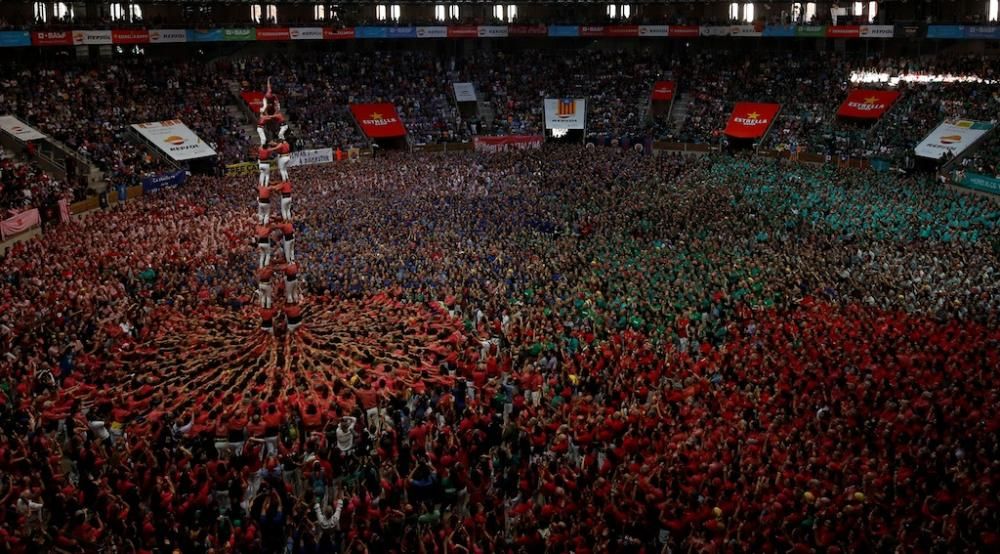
[915,119,994,159]
[639,25,669,37]
[473,135,543,152]
[0,115,46,141]
[256,27,290,41]
[324,27,355,40]
[142,169,187,194]
[350,103,407,138]
[898,24,922,38]
[131,120,218,161]
[0,208,40,240]
[290,27,323,40]
[453,83,476,102]
[580,26,607,37]
[32,31,72,46]
[447,26,479,38]
[478,26,509,38]
[222,28,255,41]
[356,26,389,39]
[763,25,796,37]
[112,29,149,44]
[860,25,894,38]
[836,90,900,119]
[188,29,223,42]
[544,98,587,130]
[668,26,701,38]
[225,162,258,177]
[926,25,964,39]
[288,148,334,167]
[416,26,448,38]
[959,172,1000,195]
[72,30,112,45]
[796,26,827,37]
[509,25,548,37]
[580,26,639,38]
[388,26,417,39]
[148,29,187,43]
[731,24,763,37]
[963,26,1000,39]
[701,26,730,37]
[724,102,781,139]
[826,25,861,38]
[548,26,580,37]
[0,31,31,47]
[651,81,675,102]
[240,91,266,114]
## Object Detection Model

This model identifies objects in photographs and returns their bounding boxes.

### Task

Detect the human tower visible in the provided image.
[254,80,303,334]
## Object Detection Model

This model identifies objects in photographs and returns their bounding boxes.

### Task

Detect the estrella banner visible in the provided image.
[350,103,407,138]
[724,102,781,139]
[651,81,676,102]
[836,90,900,119]
[509,25,548,37]
[668,26,701,38]
[256,27,290,41]
[324,27,355,40]
[447,26,479,38]
[0,31,31,47]
[142,170,187,194]
[240,91,266,114]
[543,98,587,130]
[826,26,861,38]
[112,29,149,44]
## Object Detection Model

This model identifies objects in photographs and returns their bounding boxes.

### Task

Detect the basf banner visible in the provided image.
[453,83,477,102]
[915,120,994,159]
[724,102,781,139]
[350,103,407,138]
[131,120,217,161]
[543,98,587,130]
[651,81,676,102]
[0,115,46,141]
[241,91,266,114]
[836,90,900,119]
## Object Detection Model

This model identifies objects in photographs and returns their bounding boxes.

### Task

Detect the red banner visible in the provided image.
[724,102,781,139]
[241,91,266,114]
[324,27,355,40]
[350,103,407,138]
[448,26,479,38]
[651,81,676,102]
[668,26,700,38]
[473,135,543,152]
[826,26,861,38]
[0,208,40,240]
[256,27,290,41]
[836,90,900,119]
[112,29,149,44]
[581,25,640,38]
[509,25,548,37]
[31,31,72,46]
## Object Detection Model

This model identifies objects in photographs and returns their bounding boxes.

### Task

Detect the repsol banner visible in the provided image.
[142,170,187,194]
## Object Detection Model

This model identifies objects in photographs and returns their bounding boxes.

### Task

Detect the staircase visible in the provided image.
[670,92,693,134]
[478,100,495,127]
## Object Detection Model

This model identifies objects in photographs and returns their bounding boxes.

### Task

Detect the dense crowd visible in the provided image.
[0,155,70,215]
[1,145,998,553]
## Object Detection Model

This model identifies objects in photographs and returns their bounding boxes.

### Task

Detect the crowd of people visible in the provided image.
[1,144,998,552]
[0,153,71,215]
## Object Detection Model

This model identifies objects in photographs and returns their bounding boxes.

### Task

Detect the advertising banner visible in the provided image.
[32,31,72,46]
[447,26,479,38]
[473,136,543,152]
[963,26,1000,39]
[131,120,218,161]
[256,27,290,41]
[860,25,894,38]
[324,27,355,40]
[453,83,477,103]
[826,25,861,38]
[290,27,323,40]
[638,25,669,37]
[240,91,266,114]
[959,172,1000,195]
[0,115,46,141]
[350,103,407,138]
[388,27,417,39]
[288,148,334,167]
[112,29,149,44]
[544,98,587,130]
[148,29,187,43]
[0,31,31,47]
[222,28,255,41]
[724,102,781,139]
[926,25,964,39]
[731,24,763,37]
[73,30,112,45]
[416,26,448,38]
[836,90,901,119]
[796,26,827,37]
[548,26,580,37]
[651,81,676,102]
[509,25,548,37]
[762,25,796,37]
[478,26,509,38]
[668,26,701,38]
[225,162,259,177]
[700,26,730,37]
[141,169,187,194]
[187,29,223,42]
[914,119,994,159]
[0,208,40,240]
